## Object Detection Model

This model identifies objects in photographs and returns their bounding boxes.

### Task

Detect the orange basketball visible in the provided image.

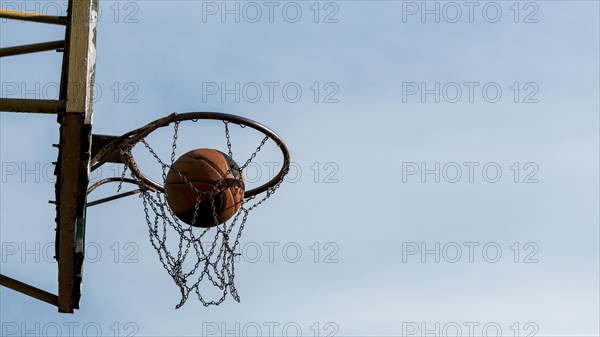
[165,148,244,227]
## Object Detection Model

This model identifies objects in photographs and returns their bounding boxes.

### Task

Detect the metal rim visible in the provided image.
[91,112,290,199]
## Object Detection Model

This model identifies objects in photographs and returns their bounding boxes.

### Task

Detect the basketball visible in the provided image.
[165,148,244,227]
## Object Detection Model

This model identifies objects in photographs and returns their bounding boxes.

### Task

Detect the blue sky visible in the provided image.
[1,1,599,336]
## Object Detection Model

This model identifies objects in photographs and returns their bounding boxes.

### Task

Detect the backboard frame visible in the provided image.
[0,0,97,313]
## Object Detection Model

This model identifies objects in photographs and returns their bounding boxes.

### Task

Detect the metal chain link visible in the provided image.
[117,144,131,192]
[224,121,233,159]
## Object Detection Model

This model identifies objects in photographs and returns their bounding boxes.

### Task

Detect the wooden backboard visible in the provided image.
[54,0,98,313]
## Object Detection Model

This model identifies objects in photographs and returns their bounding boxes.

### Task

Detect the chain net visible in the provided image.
[118,120,287,308]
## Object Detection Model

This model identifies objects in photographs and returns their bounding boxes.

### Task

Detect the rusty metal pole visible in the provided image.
[0,40,64,57]
[0,274,58,307]
[0,98,65,113]
[0,9,67,25]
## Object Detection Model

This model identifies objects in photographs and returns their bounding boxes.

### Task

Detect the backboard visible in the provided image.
[53,0,98,313]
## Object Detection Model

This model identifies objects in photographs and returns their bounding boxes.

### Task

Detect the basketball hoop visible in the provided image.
[87,112,290,308]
